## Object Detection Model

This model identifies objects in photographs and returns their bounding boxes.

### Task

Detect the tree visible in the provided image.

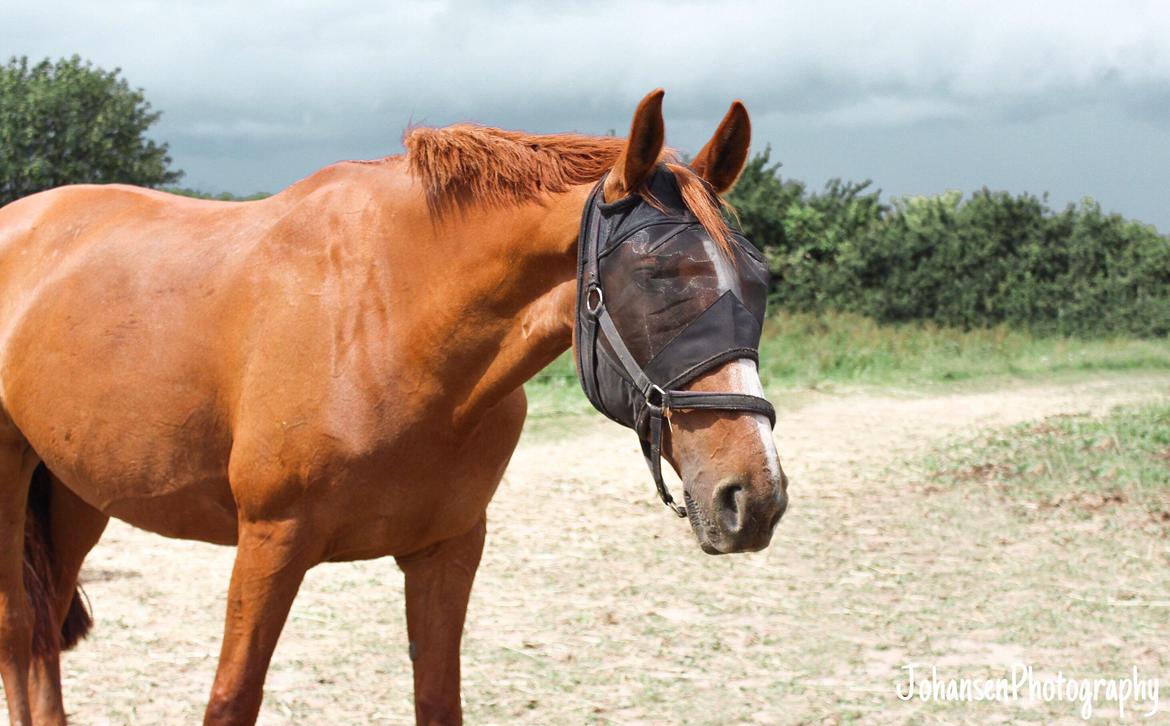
[0,55,182,206]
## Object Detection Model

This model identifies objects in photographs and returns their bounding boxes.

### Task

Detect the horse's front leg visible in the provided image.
[395,516,487,726]
[203,517,320,726]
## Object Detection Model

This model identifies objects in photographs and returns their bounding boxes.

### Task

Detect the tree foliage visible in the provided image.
[726,148,1170,337]
[0,55,182,206]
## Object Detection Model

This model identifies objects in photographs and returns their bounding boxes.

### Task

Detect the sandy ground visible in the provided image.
[5,372,1170,724]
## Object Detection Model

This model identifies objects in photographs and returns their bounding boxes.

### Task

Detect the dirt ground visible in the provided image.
[6,372,1170,724]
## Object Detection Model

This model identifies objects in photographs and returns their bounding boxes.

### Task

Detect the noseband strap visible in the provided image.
[575,177,776,517]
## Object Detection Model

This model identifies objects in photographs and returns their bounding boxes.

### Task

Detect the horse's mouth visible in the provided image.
[683,490,726,555]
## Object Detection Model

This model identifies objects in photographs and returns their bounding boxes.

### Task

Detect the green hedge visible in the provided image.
[727,149,1170,337]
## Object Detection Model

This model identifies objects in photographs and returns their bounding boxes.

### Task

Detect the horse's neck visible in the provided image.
[408,186,588,429]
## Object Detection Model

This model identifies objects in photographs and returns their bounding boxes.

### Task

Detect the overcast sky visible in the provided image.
[4,1,1168,230]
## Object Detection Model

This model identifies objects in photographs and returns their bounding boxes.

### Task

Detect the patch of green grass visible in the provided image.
[926,401,1170,521]
[524,311,1170,432]
[523,353,597,436]
[756,311,1170,388]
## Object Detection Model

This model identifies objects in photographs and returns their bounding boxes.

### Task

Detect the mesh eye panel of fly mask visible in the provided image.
[574,166,776,516]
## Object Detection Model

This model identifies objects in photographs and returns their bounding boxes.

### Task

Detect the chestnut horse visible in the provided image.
[0,90,786,725]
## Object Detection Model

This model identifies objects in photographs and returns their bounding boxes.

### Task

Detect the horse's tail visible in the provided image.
[23,463,92,655]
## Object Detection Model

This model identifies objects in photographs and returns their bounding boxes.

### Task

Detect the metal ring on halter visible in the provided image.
[585,284,604,316]
[644,383,668,413]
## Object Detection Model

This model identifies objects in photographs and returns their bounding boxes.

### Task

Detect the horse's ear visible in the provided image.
[690,100,751,194]
[604,89,665,202]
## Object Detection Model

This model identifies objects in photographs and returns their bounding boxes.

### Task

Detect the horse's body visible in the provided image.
[0,91,786,724]
[1,161,530,556]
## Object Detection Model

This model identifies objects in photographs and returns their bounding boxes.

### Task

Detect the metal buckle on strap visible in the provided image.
[644,383,668,413]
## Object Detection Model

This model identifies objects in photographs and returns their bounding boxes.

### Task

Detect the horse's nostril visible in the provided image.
[714,481,746,534]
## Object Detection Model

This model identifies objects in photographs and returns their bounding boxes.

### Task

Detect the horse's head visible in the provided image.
[574,89,787,555]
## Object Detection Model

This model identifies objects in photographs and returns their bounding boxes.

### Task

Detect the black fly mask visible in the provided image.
[575,166,775,517]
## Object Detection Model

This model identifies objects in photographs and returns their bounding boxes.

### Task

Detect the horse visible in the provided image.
[0,89,787,725]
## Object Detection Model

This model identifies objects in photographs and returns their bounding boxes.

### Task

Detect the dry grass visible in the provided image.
[4,372,1170,724]
[927,401,1170,530]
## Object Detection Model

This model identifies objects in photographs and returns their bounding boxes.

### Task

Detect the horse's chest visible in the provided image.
[308,389,529,560]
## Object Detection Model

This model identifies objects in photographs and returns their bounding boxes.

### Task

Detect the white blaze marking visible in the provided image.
[701,238,744,300]
[726,358,781,482]
[696,236,777,483]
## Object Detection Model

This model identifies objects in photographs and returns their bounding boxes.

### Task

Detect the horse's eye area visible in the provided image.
[632,264,659,290]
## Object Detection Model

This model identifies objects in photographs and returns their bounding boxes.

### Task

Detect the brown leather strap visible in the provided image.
[641,410,686,517]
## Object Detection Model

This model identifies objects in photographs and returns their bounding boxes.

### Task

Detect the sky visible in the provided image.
[4,0,1169,230]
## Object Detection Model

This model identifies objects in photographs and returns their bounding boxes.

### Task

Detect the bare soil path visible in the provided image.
[6,372,1170,724]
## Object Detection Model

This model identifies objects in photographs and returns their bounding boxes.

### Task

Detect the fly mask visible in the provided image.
[574,166,775,517]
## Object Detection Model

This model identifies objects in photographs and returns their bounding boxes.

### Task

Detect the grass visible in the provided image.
[756,311,1170,388]
[925,401,1170,525]
[525,311,1170,431]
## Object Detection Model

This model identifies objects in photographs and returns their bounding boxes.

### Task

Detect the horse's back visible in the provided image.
[0,184,257,335]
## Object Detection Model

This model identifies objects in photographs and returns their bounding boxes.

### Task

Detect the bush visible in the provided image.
[727,149,1170,337]
[165,187,269,202]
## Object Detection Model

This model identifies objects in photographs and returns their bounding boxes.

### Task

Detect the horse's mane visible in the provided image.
[402,124,732,247]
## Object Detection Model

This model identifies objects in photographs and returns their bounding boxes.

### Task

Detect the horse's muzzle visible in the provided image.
[686,471,788,555]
